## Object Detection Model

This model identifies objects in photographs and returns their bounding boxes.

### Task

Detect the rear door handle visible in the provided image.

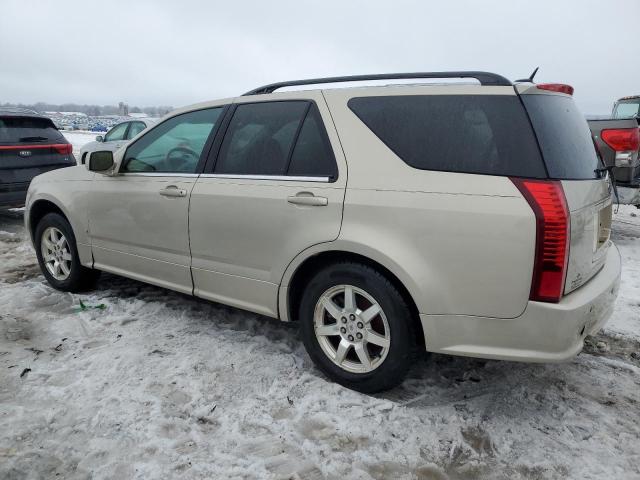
[159,186,187,198]
[287,192,328,206]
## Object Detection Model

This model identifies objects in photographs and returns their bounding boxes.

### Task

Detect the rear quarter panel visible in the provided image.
[322,86,536,318]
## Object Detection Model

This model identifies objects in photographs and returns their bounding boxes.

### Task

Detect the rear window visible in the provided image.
[521,94,601,180]
[613,99,640,119]
[0,116,64,144]
[348,95,546,178]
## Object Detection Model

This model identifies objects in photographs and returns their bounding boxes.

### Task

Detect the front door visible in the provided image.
[189,96,347,316]
[88,107,225,293]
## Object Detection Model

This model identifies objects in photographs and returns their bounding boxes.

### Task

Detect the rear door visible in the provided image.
[0,115,74,185]
[189,93,346,317]
[520,88,613,294]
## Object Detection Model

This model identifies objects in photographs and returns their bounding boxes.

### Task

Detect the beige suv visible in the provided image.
[25,72,621,392]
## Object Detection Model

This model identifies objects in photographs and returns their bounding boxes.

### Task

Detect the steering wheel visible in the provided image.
[165,146,198,172]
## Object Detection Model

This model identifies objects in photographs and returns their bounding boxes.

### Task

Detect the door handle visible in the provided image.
[159,186,187,198]
[287,192,328,206]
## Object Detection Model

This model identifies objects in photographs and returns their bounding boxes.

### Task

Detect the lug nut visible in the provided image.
[348,335,354,341]
[357,322,363,329]
[356,332,363,340]
[341,317,347,323]
[349,314,356,321]
[340,327,346,334]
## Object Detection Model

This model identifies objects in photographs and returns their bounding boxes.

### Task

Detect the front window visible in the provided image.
[104,122,128,142]
[122,108,223,173]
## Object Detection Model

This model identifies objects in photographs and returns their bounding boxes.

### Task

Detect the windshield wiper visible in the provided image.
[19,136,49,142]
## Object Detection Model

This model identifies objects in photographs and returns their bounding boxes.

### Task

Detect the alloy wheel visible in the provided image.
[313,284,391,373]
[41,226,72,281]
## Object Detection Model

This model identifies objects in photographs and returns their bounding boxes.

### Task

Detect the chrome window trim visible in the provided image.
[199,174,331,183]
[118,172,330,182]
[120,172,199,178]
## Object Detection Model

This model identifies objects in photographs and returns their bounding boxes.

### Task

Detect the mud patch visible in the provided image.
[1,263,41,284]
[584,332,640,367]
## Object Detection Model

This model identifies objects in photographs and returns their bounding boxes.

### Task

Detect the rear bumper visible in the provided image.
[420,244,622,362]
[0,182,29,207]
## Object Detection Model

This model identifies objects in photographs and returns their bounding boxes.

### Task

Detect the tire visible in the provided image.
[34,212,100,292]
[299,262,417,393]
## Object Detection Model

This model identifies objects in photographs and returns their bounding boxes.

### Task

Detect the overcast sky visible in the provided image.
[1,0,638,114]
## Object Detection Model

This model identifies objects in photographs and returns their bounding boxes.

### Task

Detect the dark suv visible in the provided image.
[0,108,75,208]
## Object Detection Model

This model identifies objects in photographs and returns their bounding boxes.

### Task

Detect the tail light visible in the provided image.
[601,128,640,152]
[52,143,73,155]
[511,178,570,303]
[601,127,640,167]
[0,143,72,154]
[536,83,574,96]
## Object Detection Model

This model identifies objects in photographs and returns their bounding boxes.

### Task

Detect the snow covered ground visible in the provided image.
[0,210,638,480]
[1,186,639,476]
[61,130,100,157]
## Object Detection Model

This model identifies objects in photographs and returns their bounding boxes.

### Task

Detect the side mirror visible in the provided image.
[95,135,104,142]
[89,151,115,174]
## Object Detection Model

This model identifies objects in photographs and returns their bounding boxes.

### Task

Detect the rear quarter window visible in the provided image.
[521,94,601,180]
[347,95,546,178]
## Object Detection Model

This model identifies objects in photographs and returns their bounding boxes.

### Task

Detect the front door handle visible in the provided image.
[287,192,328,206]
[159,186,187,198]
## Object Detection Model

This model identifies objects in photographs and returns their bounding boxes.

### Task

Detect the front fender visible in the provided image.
[26,166,94,266]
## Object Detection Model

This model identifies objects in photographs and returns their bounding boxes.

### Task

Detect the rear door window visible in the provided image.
[0,116,64,144]
[287,104,337,179]
[214,101,337,179]
[348,95,546,178]
[215,101,309,176]
[521,94,601,179]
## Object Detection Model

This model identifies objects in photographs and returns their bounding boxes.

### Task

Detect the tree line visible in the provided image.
[0,101,174,117]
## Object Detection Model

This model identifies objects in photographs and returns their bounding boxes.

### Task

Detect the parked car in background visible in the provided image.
[0,108,75,208]
[78,118,157,165]
[588,95,640,207]
[25,72,620,392]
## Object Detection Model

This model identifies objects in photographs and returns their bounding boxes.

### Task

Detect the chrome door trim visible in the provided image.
[120,173,200,178]
[199,174,331,183]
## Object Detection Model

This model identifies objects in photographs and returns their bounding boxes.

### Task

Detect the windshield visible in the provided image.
[613,99,640,119]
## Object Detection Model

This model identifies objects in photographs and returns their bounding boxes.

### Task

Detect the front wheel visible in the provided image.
[34,212,100,292]
[299,262,417,393]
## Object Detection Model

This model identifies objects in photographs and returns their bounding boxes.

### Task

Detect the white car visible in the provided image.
[78,118,158,165]
[25,72,621,392]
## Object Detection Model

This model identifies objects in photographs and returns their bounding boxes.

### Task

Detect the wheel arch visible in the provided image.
[27,198,69,241]
[279,245,425,348]
[26,195,93,267]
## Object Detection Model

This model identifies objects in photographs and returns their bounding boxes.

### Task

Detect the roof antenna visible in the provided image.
[515,67,539,83]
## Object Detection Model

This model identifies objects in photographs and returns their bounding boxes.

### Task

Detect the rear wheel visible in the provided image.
[34,213,100,292]
[299,262,416,393]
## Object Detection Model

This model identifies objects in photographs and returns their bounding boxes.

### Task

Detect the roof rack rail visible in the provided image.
[243,71,511,95]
